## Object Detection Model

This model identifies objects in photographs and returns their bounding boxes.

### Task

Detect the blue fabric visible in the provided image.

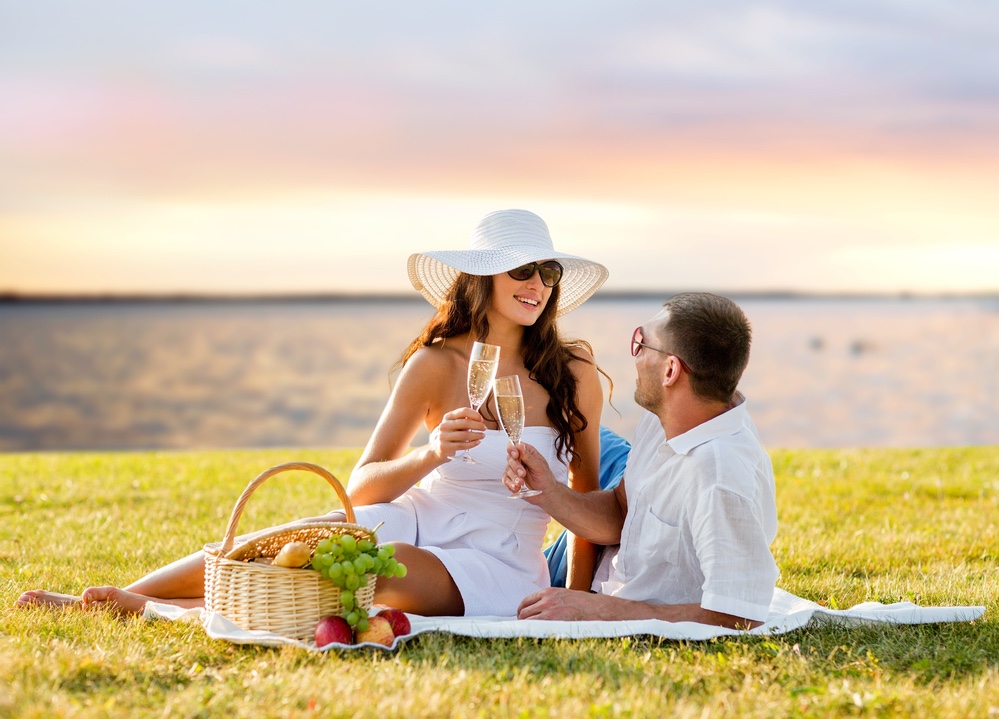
[544,425,632,588]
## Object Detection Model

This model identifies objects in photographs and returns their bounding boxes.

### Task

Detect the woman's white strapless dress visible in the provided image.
[349,426,570,616]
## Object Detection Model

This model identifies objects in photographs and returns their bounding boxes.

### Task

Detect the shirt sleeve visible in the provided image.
[692,485,778,623]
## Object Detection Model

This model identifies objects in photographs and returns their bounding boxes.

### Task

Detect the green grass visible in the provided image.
[1,446,997,718]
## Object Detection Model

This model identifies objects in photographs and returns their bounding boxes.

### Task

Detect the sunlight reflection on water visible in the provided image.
[1,296,997,451]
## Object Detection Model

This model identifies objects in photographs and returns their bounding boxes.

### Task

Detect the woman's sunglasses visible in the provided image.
[507,261,564,288]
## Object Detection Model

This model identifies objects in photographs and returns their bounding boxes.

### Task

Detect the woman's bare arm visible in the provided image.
[563,350,603,591]
[347,346,485,506]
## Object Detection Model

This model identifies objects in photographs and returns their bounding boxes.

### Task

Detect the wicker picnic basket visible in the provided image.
[203,462,377,641]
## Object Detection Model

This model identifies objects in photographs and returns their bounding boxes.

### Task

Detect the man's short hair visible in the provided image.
[657,292,751,403]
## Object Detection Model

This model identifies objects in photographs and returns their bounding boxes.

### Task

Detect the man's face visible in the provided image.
[633,309,670,412]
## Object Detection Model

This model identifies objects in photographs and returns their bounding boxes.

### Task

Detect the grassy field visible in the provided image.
[1,446,997,718]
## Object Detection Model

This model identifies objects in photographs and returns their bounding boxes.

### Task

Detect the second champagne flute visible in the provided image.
[460,341,500,464]
[494,375,541,498]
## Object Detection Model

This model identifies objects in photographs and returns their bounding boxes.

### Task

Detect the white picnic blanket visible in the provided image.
[144,588,985,652]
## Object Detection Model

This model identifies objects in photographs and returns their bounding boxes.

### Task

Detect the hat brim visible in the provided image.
[408,249,609,317]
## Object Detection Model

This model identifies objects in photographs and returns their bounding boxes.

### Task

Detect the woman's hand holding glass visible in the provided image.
[432,407,488,462]
[460,342,500,464]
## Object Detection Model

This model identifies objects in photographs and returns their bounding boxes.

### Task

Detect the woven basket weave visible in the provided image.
[203,462,376,641]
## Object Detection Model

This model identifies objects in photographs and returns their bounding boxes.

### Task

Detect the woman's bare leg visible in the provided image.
[16,550,208,614]
[123,550,207,599]
[86,586,206,614]
[16,514,342,613]
[373,543,464,616]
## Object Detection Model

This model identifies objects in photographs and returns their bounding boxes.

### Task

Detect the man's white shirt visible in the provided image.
[593,397,779,623]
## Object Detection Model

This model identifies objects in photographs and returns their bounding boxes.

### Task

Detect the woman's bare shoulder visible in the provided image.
[397,339,470,424]
[567,342,595,362]
[566,342,598,377]
[402,338,467,378]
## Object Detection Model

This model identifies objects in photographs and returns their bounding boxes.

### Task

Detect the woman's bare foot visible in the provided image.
[17,587,150,615]
[16,590,82,608]
[80,586,151,615]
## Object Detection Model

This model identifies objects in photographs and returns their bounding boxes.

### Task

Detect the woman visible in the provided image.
[17,209,608,617]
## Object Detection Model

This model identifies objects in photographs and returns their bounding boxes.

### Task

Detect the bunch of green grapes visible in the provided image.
[310,534,407,632]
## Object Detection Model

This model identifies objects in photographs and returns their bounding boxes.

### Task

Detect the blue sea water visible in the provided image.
[1,296,997,452]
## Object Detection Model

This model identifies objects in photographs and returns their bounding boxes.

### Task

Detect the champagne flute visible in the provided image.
[495,375,541,498]
[460,341,500,464]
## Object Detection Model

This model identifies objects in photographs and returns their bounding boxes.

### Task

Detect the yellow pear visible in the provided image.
[272,541,313,568]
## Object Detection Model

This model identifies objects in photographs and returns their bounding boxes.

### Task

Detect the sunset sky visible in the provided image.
[2,1,998,295]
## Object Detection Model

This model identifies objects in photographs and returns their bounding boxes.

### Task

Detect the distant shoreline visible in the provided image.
[1,290,998,305]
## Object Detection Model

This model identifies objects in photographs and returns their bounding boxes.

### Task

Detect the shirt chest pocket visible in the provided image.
[638,506,683,568]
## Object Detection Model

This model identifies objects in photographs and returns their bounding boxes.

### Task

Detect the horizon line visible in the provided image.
[3,289,999,304]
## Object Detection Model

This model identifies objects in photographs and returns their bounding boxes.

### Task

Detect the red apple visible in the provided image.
[376,607,412,637]
[355,615,394,646]
[314,615,353,647]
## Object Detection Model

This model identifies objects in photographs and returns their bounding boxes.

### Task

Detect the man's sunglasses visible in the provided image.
[631,326,694,374]
[507,261,564,288]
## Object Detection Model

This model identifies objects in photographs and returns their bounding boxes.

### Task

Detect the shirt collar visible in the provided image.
[665,393,749,456]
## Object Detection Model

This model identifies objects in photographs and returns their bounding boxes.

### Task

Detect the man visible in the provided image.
[503,292,778,629]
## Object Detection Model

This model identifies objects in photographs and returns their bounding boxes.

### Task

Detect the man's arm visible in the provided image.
[504,443,628,545]
[517,588,762,630]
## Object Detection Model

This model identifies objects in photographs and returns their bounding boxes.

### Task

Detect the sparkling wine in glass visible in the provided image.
[495,375,541,498]
[460,342,500,464]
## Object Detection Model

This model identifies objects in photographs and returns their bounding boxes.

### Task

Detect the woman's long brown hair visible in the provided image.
[397,273,596,465]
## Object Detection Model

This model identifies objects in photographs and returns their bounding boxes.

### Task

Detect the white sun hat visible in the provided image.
[407,209,610,317]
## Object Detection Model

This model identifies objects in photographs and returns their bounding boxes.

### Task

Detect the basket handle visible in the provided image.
[219,462,355,555]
